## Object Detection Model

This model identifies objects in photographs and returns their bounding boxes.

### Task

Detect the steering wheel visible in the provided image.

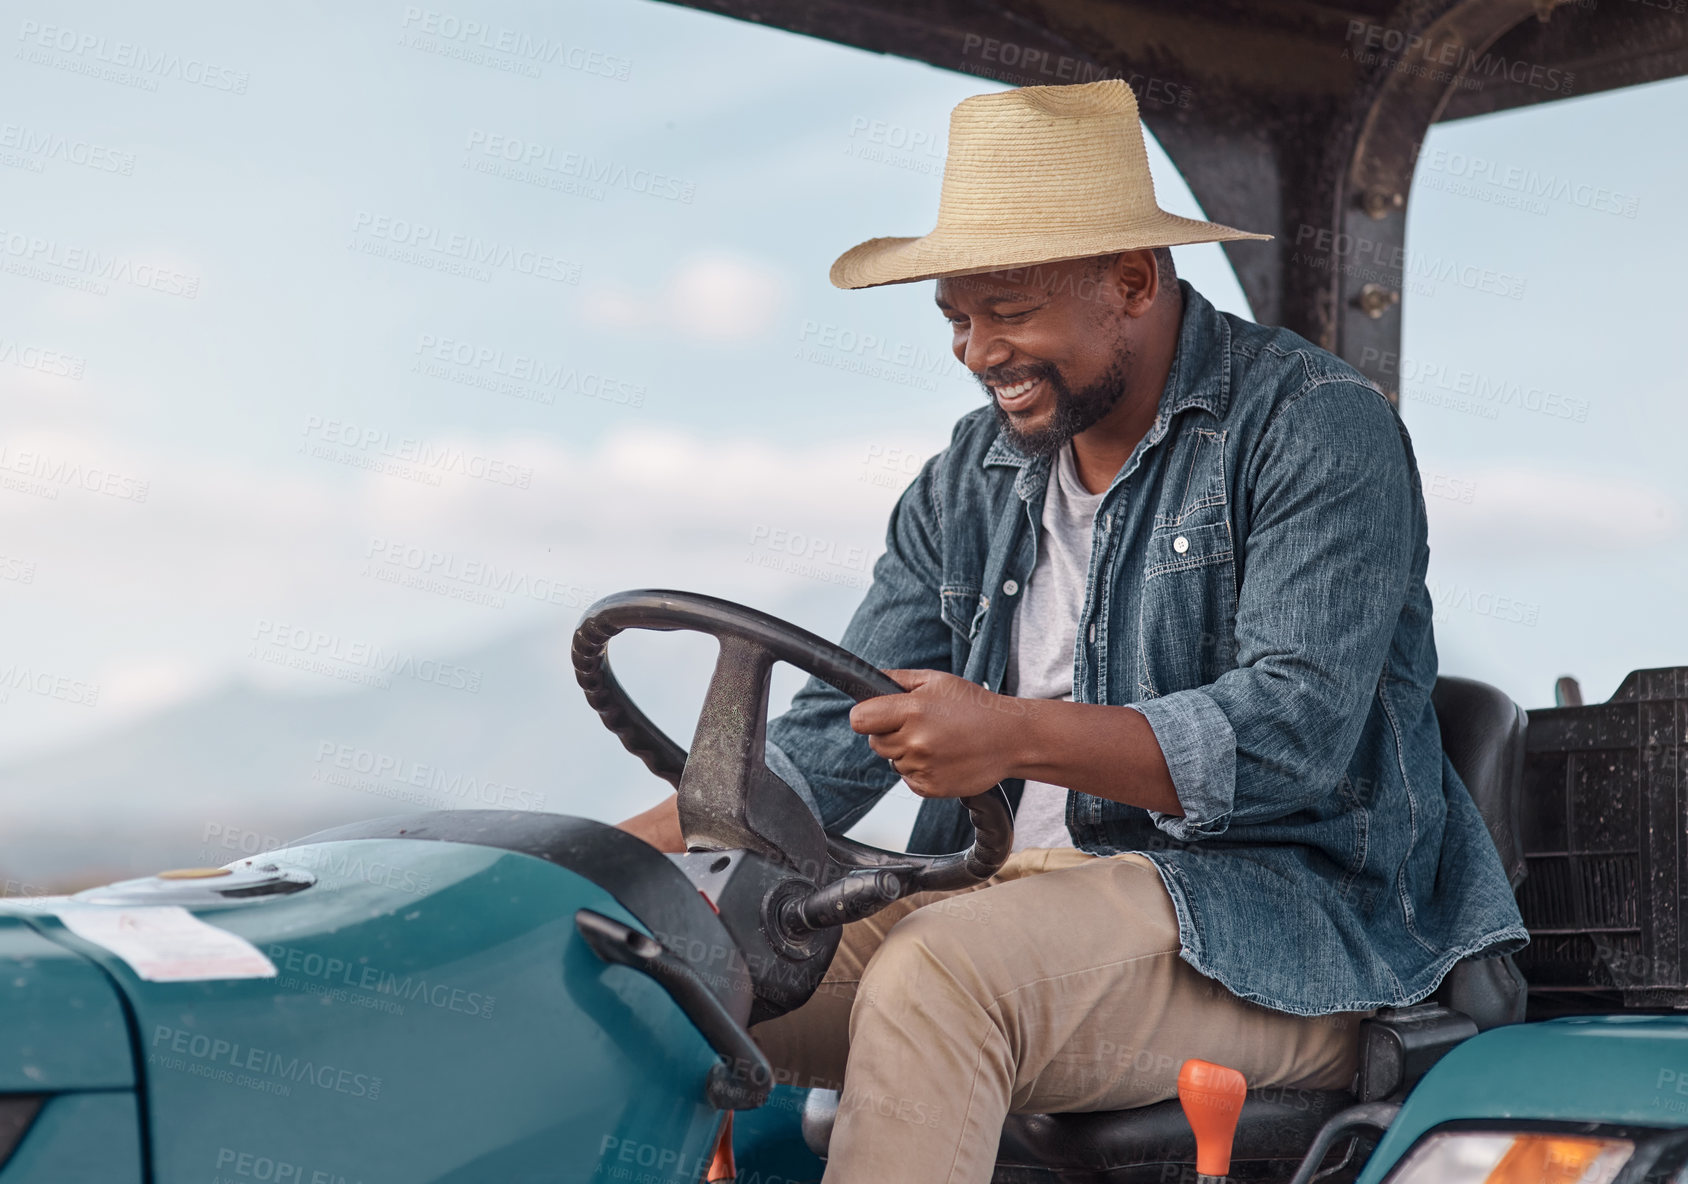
[572,589,1014,901]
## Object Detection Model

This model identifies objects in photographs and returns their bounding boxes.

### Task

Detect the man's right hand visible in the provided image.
[616,792,686,853]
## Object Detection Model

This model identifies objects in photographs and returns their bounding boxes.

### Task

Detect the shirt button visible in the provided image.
[1002,579,1019,596]
[1173,535,1190,554]
[1088,623,1097,643]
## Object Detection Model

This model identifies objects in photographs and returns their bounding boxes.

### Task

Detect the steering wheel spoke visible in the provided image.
[677,633,827,877]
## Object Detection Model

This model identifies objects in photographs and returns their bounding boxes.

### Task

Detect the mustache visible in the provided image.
[978,362,1057,392]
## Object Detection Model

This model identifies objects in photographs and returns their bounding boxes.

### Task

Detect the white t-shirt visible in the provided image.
[1005,441,1106,852]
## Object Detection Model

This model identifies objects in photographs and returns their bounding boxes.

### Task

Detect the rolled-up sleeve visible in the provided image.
[1129,694,1236,840]
[1139,380,1417,841]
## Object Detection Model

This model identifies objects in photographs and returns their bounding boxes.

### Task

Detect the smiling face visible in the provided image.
[935,250,1171,458]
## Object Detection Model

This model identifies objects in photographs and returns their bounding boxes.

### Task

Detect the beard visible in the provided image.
[985,348,1133,459]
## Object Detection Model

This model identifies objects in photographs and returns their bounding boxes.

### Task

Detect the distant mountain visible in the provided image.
[0,622,690,890]
[0,586,918,892]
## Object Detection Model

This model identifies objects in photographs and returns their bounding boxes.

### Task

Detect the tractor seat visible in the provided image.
[801,1085,1355,1181]
[800,676,1530,1180]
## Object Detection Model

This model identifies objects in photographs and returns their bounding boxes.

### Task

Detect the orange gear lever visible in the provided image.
[1178,1058,1248,1180]
[705,1112,735,1182]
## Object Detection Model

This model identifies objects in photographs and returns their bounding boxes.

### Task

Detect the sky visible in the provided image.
[1,0,1683,820]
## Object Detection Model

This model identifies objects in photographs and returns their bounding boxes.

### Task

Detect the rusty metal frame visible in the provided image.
[655,0,1687,402]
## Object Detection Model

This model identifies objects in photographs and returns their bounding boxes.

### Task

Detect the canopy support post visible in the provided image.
[1150,0,1560,403]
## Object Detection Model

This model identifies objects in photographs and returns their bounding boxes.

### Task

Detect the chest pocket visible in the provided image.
[939,583,984,639]
[1139,427,1237,695]
[1145,519,1233,578]
[1147,429,1232,577]
[1154,428,1228,531]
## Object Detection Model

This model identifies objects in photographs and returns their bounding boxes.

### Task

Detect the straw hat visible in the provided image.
[830,79,1270,290]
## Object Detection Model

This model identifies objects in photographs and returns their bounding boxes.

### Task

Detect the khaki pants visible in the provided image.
[751,848,1366,1184]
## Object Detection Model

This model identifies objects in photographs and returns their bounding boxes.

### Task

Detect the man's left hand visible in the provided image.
[848,668,1025,798]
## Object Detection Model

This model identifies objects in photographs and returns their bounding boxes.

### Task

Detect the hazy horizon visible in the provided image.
[4,0,1683,885]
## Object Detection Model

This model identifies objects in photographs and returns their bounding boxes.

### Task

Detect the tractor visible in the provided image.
[4,0,1684,1181]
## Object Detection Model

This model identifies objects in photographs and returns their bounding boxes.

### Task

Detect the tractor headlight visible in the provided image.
[1387,1131,1632,1184]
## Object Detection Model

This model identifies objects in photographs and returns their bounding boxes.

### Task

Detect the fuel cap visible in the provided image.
[75,862,315,906]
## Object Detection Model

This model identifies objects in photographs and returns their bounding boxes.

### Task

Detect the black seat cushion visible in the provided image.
[801,1088,1353,1178]
[1431,952,1527,1030]
[1431,675,1528,889]
[1426,675,1530,1030]
[995,1090,1354,1174]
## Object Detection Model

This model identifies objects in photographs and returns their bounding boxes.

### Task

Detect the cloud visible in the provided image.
[582,250,789,342]
[0,420,938,760]
[1427,463,1681,555]
[90,657,217,719]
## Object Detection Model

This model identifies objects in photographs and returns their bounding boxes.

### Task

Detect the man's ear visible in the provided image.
[1111,249,1160,317]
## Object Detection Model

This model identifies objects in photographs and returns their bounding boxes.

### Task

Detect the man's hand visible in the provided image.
[622,668,1182,837]
[849,667,1185,816]
[848,669,1025,799]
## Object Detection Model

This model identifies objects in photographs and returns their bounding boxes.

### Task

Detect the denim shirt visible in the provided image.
[766,281,1527,1016]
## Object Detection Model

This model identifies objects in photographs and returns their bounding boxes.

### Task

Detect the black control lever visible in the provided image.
[575,909,772,1109]
[779,867,912,935]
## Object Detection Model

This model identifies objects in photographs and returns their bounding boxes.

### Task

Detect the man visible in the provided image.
[620,78,1526,1182]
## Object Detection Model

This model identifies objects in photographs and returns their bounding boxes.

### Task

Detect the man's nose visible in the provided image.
[960,323,1012,375]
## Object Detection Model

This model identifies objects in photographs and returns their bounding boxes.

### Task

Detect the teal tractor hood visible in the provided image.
[0,918,133,1092]
[1359,1015,1688,1183]
[0,835,729,1183]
